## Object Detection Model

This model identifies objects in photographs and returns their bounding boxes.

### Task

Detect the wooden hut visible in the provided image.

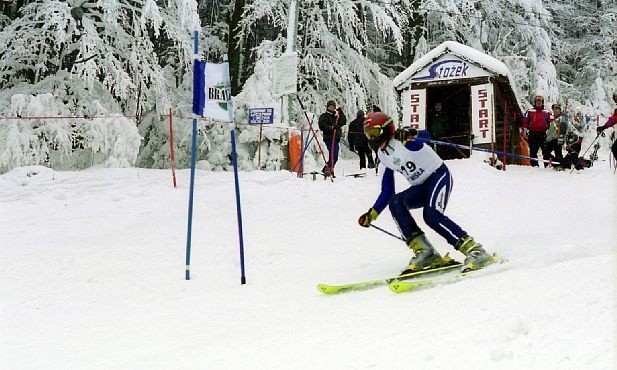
[393,41,526,164]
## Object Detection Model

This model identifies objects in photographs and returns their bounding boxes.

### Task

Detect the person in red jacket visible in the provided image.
[596,92,617,160]
[522,95,551,167]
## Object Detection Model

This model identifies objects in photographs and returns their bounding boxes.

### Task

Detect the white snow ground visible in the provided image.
[1,148,616,369]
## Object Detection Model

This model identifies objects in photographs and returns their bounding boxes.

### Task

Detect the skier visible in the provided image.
[522,95,551,167]
[347,110,375,170]
[357,112,493,273]
[596,92,617,161]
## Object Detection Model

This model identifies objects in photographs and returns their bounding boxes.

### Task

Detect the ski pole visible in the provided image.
[370,224,405,241]
[295,95,331,181]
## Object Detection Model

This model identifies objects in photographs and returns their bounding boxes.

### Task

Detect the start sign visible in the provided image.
[401,89,426,130]
[471,84,494,144]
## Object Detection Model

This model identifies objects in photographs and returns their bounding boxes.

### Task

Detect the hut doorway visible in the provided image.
[426,84,471,159]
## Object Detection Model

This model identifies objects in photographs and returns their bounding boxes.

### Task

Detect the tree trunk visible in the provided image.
[227,0,245,96]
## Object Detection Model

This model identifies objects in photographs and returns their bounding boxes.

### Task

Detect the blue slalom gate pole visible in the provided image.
[185,30,199,280]
[230,124,247,284]
[185,118,197,280]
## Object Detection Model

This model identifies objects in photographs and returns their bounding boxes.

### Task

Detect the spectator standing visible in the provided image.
[522,95,551,167]
[428,102,448,139]
[347,110,375,170]
[543,103,568,168]
[318,100,346,177]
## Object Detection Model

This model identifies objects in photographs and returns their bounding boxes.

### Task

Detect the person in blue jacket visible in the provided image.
[357,112,494,273]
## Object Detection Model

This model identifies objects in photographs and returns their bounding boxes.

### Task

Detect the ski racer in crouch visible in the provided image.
[357,112,494,273]
[596,92,617,160]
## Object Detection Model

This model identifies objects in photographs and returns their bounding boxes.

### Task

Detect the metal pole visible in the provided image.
[230,124,247,284]
[258,124,262,169]
[185,30,199,280]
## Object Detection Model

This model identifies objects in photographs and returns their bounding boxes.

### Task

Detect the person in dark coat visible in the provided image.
[347,110,375,170]
[428,102,448,139]
[318,100,346,177]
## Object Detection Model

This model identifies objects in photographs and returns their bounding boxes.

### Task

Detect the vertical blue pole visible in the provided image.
[230,124,247,284]
[185,30,199,280]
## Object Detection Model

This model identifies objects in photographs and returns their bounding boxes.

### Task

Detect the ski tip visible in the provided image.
[389,280,433,293]
[388,282,404,293]
[316,284,330,294]
[317,284,341,295]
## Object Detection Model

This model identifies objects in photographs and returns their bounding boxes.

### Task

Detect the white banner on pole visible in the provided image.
[193,61,234,122]
[401,89,426,130]
[272,52,298,96]
[471,84,494,144]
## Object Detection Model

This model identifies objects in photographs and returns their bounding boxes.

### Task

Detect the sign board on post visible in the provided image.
[248,108,274,125]
[248,108,274,169]
[272,52,298,96]
[471,83,495,144]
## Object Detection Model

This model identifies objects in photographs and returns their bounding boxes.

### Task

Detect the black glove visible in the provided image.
[358,208,378,228]
[597,125,606,134]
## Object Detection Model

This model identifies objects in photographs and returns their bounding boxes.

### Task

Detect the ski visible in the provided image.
[345,172,366,178]
[317,262,462,295]
[389,254,505,294]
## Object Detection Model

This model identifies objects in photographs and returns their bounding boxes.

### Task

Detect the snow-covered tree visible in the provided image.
[1,0,616,174]
[546,0,617,111]
[240,0,405,117]
[0,0,199,173]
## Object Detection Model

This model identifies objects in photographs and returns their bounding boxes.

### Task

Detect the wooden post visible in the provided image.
[168,107,177,187]
[503,101,508,171]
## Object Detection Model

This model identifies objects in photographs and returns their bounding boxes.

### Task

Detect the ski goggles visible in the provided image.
[364,126,385,140]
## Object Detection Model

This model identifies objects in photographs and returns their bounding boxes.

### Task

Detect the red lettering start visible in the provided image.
[477,89,490,138]
[409,93,421,129]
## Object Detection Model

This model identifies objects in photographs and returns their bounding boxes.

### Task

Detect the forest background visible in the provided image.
[0,0,616,173]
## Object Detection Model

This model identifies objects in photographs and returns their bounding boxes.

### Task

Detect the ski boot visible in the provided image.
[400,232,450,275]
[456,235,493,272]
[321,165,332,178]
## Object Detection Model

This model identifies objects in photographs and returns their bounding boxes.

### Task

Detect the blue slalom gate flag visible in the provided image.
[187,50,245,284]
[192,60,234,122]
